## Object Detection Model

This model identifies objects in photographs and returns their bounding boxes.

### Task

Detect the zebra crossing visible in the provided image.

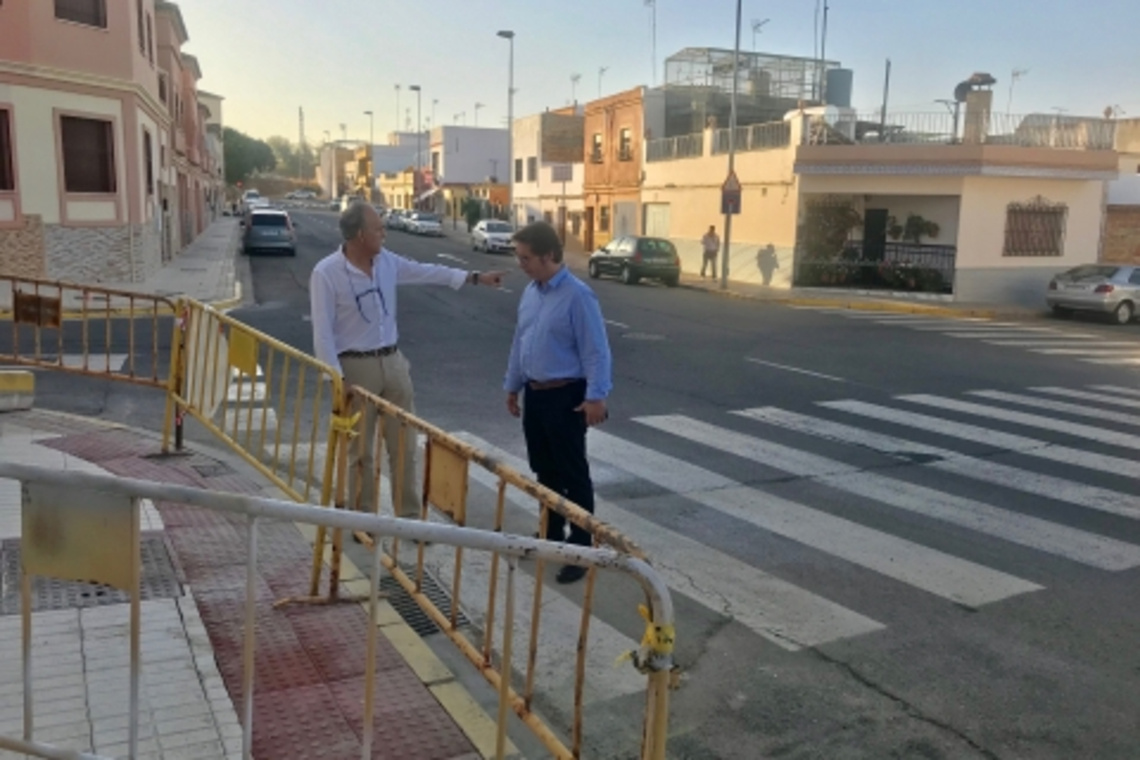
[438,381,1140,706]
[799,309,1140,366]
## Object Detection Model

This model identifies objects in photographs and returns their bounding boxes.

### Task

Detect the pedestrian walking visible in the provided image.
[700,225,720,279]
[311,201,505,520]
[504,221,613,584]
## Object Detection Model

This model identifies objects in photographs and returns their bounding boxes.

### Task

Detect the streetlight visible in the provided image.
[474,102,485,127]
[571,73,581,105]
[720,0,743,290]
[645,0,656,86]
[497,30,515,225]
[598,65,609,98]
[409,85,422,206]
[454,111,465,125]
[394,85,401,133]
[751,18,769,51]
[322,129,332,199]
[364,110,374,198]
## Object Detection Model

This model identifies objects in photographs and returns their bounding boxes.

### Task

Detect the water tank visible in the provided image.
[825,68,853,108]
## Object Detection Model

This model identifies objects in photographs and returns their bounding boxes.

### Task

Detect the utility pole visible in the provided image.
[339,123,346,141]
[297,106,305,180]
[878,59,890,142]
[498,30,515,225]
[819,0,830,104]
[720,0,742,290]
[1007,68,1028,114]
[571,73,581,105]
[645,0,656,86]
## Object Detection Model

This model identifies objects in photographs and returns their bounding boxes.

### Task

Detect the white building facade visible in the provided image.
[510,109,585,250]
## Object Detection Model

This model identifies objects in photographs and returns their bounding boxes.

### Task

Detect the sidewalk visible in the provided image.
[0,409,487,759]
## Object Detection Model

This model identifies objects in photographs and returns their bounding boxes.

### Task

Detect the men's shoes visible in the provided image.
[555,565,588,584]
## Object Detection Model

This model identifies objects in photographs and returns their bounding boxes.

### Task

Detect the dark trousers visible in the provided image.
[523,380,594,547]
[701,251,717,278]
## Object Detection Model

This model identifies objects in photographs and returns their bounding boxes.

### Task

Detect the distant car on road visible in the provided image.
[286,190,316,200]
[385,209,408,230]
[1047,264,1140,324]
[240,189,268,214]
[588,235,681,287]
[242,208,296,256]
[470,220,515,253]
[405,212,443,236]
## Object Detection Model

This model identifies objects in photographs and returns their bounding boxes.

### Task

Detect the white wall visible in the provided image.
[371,144,416,176]
[433,126,509,184]
[2,84,126,224]
[511,114,584,225]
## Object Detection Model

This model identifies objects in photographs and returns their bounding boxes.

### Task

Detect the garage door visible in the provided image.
[643,203,671,238]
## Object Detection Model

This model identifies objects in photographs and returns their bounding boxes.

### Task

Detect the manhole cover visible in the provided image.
[0,533,183,615]
[379,572,468,637]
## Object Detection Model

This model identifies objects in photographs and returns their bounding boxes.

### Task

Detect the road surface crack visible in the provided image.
[808,647,1003,760]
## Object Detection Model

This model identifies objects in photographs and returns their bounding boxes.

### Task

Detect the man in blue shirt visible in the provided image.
[504,222,613,584]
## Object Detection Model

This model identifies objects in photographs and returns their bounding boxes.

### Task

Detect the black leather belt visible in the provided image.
[527,378,583,391]
[339,345,398,358]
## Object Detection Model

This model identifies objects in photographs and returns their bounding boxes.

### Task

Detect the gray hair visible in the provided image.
[339,201,370,241]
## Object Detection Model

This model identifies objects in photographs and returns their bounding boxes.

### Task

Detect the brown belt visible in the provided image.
[339,345,398,358]
[527,378,582,391]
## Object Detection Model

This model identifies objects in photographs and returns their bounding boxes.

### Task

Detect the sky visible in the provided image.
[181,0,1140,144]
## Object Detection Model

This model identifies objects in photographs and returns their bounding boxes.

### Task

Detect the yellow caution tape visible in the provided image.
[615,604,676,671]
[331,412,362,437]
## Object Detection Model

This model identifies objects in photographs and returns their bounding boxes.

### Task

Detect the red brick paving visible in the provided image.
[42,427,480,760]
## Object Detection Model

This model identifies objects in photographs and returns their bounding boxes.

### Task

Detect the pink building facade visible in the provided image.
[0,0,222,283]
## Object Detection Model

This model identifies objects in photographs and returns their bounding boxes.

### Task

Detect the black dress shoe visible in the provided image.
[556,565,588,584]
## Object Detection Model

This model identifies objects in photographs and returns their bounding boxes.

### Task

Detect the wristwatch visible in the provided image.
[469,270,480,285]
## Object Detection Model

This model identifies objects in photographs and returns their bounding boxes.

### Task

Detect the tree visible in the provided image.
[223,127,276,185]
[265,136,318,181]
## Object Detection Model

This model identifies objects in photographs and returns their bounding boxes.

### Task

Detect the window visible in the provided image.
[599,205,610,232]
[136,0,144,52]
[158,74,167,104]
[143,130,154,196]
[0,110,13,191]
[527,157,537,182]
[514,158,522,182]
[54,0,107,28]
[543,210,553,224]
[60,116,116,193]
[1002,197,1067,257]
[1130,270,1140,286]
[619,128,633,161]
[146,14,154,64]
[591,134,603,163]
[250,213,288,227]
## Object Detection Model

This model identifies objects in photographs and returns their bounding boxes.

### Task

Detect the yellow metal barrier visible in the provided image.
[0,275,177,387]
[305,385,671,759]
[166,300,346,518]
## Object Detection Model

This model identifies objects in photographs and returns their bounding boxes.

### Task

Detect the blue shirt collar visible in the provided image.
[537,265,569,293]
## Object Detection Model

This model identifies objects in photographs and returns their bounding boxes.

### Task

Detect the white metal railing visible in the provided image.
[0,463,675,760]
[645,133,704,162]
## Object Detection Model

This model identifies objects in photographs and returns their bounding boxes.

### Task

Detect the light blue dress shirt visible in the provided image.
[504,266,613,401]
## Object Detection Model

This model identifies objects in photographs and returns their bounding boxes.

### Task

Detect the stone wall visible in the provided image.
[0,215,46,278]
[44,223,163,284]
[1102,205,1140,264]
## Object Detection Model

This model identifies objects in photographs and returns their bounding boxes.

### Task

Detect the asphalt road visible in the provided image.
[13,207,1140,759]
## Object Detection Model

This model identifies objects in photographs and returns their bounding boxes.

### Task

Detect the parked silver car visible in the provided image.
[470,220,515,253]
[1047,264,1140,324]
[242,209,296,256]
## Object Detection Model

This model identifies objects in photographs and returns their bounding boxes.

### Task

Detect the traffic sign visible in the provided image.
[721,170,741,214]
[722,170,741,193]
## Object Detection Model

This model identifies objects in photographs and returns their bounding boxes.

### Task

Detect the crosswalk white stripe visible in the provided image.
[942,332,1093,340]
[906,324,1056,332]
[1090,385,1140,398]
[1029,348,1140,356]
[602,420,1140,571]
[1083,357,1140,366]
[634,416,1042,606]
[899,394,1140,450]
[455,432,884,650]
[819,399,1140,480]
[968,390,1140,427]
[984,341,1139,348]
[736,407,1140,554]
[1030,387,1140,410]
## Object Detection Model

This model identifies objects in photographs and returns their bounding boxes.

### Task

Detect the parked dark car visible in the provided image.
[587,235,680,286]
[242,209,296,256]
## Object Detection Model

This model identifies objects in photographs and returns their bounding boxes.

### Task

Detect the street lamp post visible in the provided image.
[751,18,769,51]
[571,73,581,105]
[645,0,656,86]
[432,98,439,128]
[474,102,485,127]
[394,85,401,134]
[720,0,743,290]
[323,129,332,199]
[598,66,609,98]
[364,110,374,199]
[497,30,515,226]
[408,86,422,208]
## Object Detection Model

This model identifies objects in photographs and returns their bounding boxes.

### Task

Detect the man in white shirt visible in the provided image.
[310,202,505,519]
[700,225,720,279]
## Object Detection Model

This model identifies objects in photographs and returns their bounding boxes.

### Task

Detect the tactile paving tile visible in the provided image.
[286,603,406,682]
[328,668,476,760]
[40,428,158,463]
[248,683,362,760]
[0,533,182,615]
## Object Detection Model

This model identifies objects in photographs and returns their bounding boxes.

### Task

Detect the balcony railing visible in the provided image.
[712,121,792,155]
[645,133,705,163]
[805,111,1117,150]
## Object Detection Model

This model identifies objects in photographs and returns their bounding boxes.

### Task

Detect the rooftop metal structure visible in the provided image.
[664,47,840,101]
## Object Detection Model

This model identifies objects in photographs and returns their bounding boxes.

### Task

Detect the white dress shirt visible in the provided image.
[310,246,468,376]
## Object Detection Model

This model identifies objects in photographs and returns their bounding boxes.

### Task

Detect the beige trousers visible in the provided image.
[340,351,420,518]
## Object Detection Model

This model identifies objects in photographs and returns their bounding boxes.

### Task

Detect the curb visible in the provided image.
[0,370,34,412]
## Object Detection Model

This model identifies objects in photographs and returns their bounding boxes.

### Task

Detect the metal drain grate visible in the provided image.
[0,533,183,615]
[379,572,469,637]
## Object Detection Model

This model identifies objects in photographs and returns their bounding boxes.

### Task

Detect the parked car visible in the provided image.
[339,195,363,213]
[587,236,681,286]
[1047,264,1140,324]
[242,209,296,256]
[471,220,515,253]
[240,189,267,214]
[385,209,408,230]
[405,212,443,236]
